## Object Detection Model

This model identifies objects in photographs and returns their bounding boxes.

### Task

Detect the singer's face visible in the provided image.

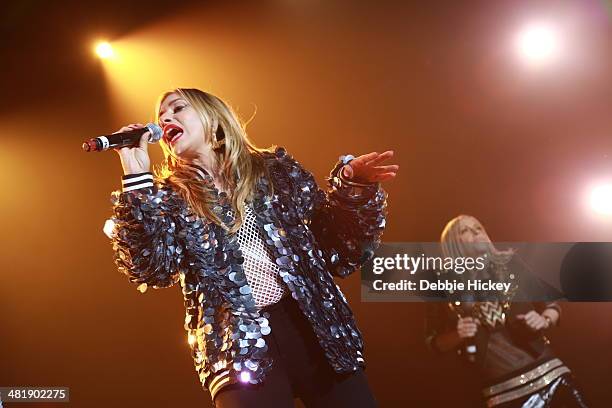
[458,217,491,254]
[158,93,206,158]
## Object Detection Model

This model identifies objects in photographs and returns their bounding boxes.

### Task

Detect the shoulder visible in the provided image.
[262,146,293,163]
[264,146,313,176]
[261,146,307,176]
[259,147,321,198]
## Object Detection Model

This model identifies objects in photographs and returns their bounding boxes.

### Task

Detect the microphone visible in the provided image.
[82,123,163,152]
[464,340,477,363]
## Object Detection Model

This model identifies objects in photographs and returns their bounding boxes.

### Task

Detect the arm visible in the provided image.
[517,302,561,330]
[512,256,562,329]
[106,172,185,290]
[278,148,388,278]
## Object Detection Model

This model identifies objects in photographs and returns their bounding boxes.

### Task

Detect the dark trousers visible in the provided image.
[214,295,377,408]
[497,374,590,408]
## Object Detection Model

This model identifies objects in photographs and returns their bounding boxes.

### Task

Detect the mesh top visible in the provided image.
[231,201,288,309]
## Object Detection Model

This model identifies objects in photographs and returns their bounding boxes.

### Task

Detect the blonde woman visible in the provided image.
[106,88,397,407]
[425,215,588,408]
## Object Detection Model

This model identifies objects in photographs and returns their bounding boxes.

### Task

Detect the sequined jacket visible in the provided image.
[108,146,388,401]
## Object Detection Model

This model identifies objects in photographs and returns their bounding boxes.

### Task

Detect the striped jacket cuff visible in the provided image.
[122,172,154,192]
[209,370,233,401]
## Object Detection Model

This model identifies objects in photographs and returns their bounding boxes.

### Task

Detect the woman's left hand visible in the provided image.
[341,150,399,183]
[517,310,550,331]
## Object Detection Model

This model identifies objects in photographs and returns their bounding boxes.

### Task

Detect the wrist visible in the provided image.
[123,166,150,175]
[120,157,150,175]
[338,165,376,187]
[543,315,553,328]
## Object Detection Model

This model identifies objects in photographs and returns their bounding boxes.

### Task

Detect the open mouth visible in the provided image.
[163,124,184,144]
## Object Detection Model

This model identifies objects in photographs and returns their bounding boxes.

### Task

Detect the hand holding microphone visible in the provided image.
[99,123,158,241]
[82,123,162,175]
[457,316,480,338]
[114,123,155,175]
[457,316,480,362]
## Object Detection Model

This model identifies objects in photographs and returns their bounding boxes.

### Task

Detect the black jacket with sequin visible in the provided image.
[108,146,388,401]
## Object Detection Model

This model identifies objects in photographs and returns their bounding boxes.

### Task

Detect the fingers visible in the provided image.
[353,152,380,165]
[369,172,397,182]
[517,311,536,320]
[461,317,479,327]
[525,314,541,328]
[523,311,538,325]
[112,123,147,154]
[373,165,400,172]
[459,325,478,337]
[535,320,547,330]
[526,319,546,331]
[348,150,398,183]
[114,123,144,134]
[457,317,479,338]
[351,151,394,167]
[365,150,394,166]
[139,132,150,150]
[341,164,354,179]
[519,311,548,331]
[368,164,399,181]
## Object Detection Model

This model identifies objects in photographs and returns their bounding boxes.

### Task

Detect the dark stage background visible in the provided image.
[1,1,611,406]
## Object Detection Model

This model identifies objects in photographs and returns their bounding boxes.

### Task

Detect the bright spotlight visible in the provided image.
[95,41,115,59]
[515,23,561,67]
[590,184,612,216]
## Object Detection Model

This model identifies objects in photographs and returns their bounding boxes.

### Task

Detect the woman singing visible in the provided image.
[105,88,398,407]
[425,215,589,408]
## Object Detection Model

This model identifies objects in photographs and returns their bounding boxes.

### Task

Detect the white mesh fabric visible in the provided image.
[230,201,288,308]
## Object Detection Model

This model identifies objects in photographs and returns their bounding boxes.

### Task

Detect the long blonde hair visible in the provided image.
[153,88,274,233]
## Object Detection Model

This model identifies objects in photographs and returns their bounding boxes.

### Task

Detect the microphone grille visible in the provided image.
[145,123,163,142]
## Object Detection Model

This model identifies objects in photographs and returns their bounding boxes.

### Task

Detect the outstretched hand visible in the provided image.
[341,150,399,183]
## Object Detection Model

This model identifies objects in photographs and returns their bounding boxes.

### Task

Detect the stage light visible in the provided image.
[590,184,612,216]
[95,41,115,59]
[515,23,561,67]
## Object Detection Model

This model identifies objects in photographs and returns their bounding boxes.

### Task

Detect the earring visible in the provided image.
[211,125,226,151]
